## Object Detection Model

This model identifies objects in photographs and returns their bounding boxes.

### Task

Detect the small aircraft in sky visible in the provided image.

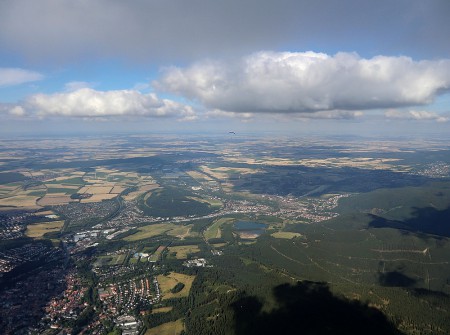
[228,131,236,134]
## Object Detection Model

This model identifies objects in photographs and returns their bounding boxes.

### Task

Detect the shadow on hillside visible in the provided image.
[232,165,428,197]
[232,281,403,335]
[378,271,417,287]
[411,288,449,298]
[368,205,450,238]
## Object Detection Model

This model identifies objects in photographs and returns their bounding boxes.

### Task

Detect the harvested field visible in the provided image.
[46,176,86,185]
[237,231,260,239]
[110,185,126,194]
[151,306,173,314]
[0,195,40,208]
[26,220,64,238]
[212,166,261,175]
[37,194,73,206]
[186,170,213,181]
[297,157,404,170]
[34,210,55,216]
[199,166,227,180]
[80,186,114,194]
[211,242,227,248]
[80,193,117,202]
[44,184,79,189]
[46,187,78,194]
[0,185,21,192]
[123,183,160,201]
[145,319,184,335]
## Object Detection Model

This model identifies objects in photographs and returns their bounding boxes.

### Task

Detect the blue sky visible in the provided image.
[1,0,450,137]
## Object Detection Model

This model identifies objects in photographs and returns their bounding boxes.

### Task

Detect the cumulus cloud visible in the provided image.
[8,105,26,116]
[0,67,43,87]
[155,51,450,114]
[23,88,196,120]
[385,109,449,122]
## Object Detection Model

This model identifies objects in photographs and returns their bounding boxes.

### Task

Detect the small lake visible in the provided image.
[234,221,267,237]
[234,221,267,230]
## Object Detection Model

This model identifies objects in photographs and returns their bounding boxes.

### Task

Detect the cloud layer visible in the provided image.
[0,67,43,87]
[1,0,449,63]
[21,88,195,120]
[156,52,450,113]
[385,110,449,122]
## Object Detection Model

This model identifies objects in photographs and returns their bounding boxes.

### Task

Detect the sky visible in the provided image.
[1,0,450,137]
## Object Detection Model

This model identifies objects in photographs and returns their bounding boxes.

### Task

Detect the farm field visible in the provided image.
[1,135,450,335]
[37,194,73,206]
[151,306,173,314]
[123,224,189,241]
[168,245,200,259]
[145,319,184,335]
[25,221,64,238]
[271,231,303,239]
[204,217,234,240]
[149,246,166,262]
[156,272,195,300]
[0,194,40,209]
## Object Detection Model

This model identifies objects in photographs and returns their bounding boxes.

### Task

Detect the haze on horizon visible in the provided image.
[1,0,450,137]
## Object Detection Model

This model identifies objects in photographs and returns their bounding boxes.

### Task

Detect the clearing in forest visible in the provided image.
[156,272,195,300]
[145,319,184,335]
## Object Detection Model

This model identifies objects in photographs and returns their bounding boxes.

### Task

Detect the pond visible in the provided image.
[234,221,267,237]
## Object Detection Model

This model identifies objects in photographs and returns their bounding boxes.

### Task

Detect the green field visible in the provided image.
[0,172,27,184]
[156,272,195,300]
[123,224,196,242]
[271,231,303,239]
[204,218,234,240]
[149,246,166,262]
[45,177,86,186]
[123,224,176,241]
[112,254,127,265]
[168,245,200,259]
[93,256,114,267]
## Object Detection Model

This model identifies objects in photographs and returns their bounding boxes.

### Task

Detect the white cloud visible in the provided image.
[8,105,26,116]
[205,109,254,120]
[384,109,449,122]
[156,51,450,114]
[23,88,196,120]
[0,67,43,87]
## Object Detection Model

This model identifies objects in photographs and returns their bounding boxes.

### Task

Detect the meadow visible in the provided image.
[25,220,64,238]
[145,319,184,335]
[157,272,195,300]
